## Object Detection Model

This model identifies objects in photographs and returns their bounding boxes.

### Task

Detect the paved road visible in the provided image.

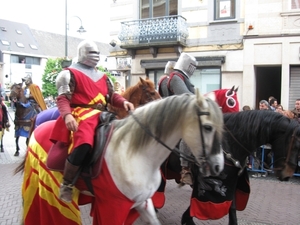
[1,108,300,225]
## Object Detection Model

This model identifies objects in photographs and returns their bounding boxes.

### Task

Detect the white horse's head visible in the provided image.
[182,89,224,177]
[113,90,224,177]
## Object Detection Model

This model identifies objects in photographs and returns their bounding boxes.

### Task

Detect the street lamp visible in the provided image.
[65,0,86,57]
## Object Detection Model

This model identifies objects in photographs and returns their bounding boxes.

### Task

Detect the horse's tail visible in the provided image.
[14,156,26,175]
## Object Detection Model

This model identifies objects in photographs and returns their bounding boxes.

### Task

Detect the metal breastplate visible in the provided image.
[70,63,104,82]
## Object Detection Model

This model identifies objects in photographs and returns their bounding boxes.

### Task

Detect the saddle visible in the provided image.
[46,111,116,179]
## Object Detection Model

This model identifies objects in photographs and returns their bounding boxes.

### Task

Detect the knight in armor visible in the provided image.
[160,53,198,185]
[22,75,47,111]
[158,61,176,97]
[50,40,134,203]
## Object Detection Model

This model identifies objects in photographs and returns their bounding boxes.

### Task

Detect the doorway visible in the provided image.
[255,66,281,109]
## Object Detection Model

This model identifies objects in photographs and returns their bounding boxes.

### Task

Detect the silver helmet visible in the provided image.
[164,61,176,75]
[174,53,198,78]
[22,74,33,86]
[77,40,100,67]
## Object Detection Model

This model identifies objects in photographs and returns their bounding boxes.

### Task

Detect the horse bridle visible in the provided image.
[139,85,156,105]
[129,106,211,167]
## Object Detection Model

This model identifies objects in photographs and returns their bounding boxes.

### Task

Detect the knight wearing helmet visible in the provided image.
[50,40,135,203]
[22,74,47,111]
[158,61,176,97]
[158,53,198,185]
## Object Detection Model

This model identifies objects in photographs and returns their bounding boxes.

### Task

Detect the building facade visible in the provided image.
[0,19,110,95]
[108,0,300,110]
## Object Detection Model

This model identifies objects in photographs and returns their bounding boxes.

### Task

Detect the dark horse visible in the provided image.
[9,83,42,156]
[155,110,300,225]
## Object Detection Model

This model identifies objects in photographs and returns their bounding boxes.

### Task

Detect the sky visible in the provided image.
[0,0,111,43]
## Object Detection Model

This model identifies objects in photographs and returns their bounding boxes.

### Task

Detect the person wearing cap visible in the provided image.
[50,39,134,203]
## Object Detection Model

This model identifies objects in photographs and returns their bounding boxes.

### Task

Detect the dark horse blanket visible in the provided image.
[153,155,250,220]
[190,160,250,220]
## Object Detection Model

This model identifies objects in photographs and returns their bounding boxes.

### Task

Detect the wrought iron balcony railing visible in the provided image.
[118,15,189,48]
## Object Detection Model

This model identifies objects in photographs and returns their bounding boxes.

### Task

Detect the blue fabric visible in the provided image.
[20,102,31,108]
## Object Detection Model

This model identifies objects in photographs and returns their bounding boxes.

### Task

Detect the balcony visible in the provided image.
[118,15,189,58]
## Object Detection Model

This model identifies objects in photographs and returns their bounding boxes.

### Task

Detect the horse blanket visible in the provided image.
[190,161,250,219]
[153,156,250,220]
[22,120,140,225]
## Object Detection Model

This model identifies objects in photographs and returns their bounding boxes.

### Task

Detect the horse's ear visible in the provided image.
[234,86,239,92]
[139,77,146,85]
[196,88,208,109]
[227,86,235,96]
[205,91,216,102]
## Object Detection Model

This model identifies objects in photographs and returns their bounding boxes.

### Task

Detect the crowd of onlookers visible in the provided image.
[243,96,300,121]
[243,97,300,177]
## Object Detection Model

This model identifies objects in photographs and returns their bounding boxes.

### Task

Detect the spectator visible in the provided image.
[269,98,278,111]
[275,104,283,113]
[292,99,300,123]
[259,100,270,110]
[242,105,251,111]
[252,100,272,177]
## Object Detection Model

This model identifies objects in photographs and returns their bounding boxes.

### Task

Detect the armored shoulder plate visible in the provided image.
[56,70,71,95]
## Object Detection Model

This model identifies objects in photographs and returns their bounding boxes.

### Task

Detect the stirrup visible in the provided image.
[180,168,193,185]
[59,183,74,203]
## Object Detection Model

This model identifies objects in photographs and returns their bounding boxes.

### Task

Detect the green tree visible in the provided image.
[42,58,64,98]
[97,66,116,83]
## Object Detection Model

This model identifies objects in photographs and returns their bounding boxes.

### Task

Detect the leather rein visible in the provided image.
[129,106,210,167]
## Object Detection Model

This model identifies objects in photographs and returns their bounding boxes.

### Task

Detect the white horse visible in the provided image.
[19,89,224,225]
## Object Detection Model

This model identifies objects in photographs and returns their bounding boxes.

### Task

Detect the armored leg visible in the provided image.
[59,144,91,203]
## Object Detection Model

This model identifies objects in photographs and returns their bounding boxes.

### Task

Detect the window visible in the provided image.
[215,0,235,20]
[190,68,221,93]
[29,44,38,50]
[16,42,24,48]
[1,40,10,46]
[10,55,19,63]
[10,55,40,65]
[140,0,178,19]
[147,69,164,89]
[25,56,40,65]
[147,67,221,92]
[291,0,300,9]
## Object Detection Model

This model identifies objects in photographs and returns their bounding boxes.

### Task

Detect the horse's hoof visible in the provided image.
[14,151,19,156]
[0,148,3,152]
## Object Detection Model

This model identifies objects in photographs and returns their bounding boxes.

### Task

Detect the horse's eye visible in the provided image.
[150,92,156,96]
[203,125,212,132]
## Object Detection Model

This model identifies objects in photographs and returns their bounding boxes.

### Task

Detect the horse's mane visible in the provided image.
[112,93,223,153]
[223,110,299,154]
